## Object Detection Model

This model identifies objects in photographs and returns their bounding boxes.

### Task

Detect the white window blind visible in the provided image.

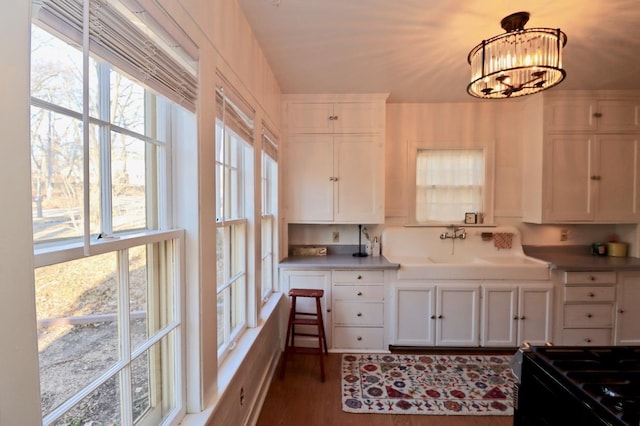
[215,78,255,146]
[262,122,278,161]
[33,0,198,112]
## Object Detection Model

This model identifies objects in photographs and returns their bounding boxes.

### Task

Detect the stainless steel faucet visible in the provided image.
[439,225,467,240]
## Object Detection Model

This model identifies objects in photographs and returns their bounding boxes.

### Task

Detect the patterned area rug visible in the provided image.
[342,353,516,416]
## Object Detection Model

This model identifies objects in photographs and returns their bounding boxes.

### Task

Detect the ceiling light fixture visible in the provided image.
[467,11,567,99]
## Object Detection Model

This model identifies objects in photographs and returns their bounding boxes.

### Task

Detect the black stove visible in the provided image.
[515,346,640,425]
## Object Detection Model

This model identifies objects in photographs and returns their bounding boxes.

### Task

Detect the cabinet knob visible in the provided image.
[356,291,363,296]
[619,309,625,314]
[593,112,603,118]
[357,312,362,317]
[326,308,331,313]
[357,275,362,280]
[328,115,339,121]
[590,175,602,181]
[520,316,526,320]
[588,292,595,297]
[430,315,436,320]
[590,275,596,281]
[438,314,443,319]
[513,316,519,320]
[357,336,362,341]
[587,313,593,318]
[585,338,592,343]
[329,176,334,181]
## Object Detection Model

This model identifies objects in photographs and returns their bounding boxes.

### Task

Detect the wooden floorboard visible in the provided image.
[256,351,515,426]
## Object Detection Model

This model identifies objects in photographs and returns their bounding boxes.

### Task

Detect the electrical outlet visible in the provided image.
[560,229,568,241]
[332,231,339,242]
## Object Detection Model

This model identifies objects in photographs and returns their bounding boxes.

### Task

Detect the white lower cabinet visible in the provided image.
[391,283,480,347]
[615,272,640,345]
[332,270,386,351]
[481,283,554,347]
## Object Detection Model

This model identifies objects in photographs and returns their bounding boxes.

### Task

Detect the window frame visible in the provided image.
[30,19,187,425]
[260,150,278,302]
[407,141,495,225]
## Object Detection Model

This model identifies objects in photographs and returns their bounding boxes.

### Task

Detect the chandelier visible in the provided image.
[467,12,567,99]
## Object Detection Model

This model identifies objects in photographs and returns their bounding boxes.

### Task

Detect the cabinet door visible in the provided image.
[596,100,640,132]
[334,135,384,223]
[391,284,435,345]
[615,273,640,346]
[436,284,480,347]
[481,285,518,347]
[593,135,640,222]
[333,102,384,134]
[285,135,334,222]
[545,99,596,132]
[281,269,332,347]
[543,135,594,221]
[518,284,554,346]
[286,103,334,134]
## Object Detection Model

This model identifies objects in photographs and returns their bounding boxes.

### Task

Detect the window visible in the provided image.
[30,0,195,423]
[415,149,485,222]
[215,84,254,361]
[261,126,278,301]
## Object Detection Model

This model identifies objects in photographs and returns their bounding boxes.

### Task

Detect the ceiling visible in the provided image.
[236,0,640,103]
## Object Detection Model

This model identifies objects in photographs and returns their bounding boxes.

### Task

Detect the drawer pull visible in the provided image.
[587,313,593,318]
[357,336,362,341]
[589,292,595,298]
[590,276,596,281]
[357,291,363,296]
[585,338,592,343]
[357,312,362,317]
[619,309,625,314]
[357,275,362,280]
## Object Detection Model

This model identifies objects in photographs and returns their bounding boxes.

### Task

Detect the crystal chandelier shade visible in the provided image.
[467,12,567,99]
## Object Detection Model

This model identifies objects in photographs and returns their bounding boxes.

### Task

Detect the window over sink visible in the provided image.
[408,145,494,225]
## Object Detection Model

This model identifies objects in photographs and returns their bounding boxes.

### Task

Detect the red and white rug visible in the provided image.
[342,353,515,416]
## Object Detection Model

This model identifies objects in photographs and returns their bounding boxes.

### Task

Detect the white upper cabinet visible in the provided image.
[286,101,385,134]
[522,91,640,224]
[283,94,388,224]
[545,98,640,133]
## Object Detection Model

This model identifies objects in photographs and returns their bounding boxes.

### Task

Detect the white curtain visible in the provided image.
[416,148,484,222]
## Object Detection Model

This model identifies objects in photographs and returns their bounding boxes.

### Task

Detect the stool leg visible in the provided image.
[315,296,325,382]
[280,295,297,380]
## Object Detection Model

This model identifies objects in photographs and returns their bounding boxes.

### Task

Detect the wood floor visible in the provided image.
[256,352,514,426]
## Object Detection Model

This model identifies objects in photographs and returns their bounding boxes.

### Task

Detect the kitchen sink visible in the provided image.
[382,225,551,281]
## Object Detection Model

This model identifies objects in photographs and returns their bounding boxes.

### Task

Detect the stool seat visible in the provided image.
[280,287,328,382]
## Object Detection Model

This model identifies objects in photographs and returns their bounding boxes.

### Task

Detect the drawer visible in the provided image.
[563,304,613,328]
[332,270,384,284]
[333,301,384,326]
[564,286,615,302]
[563,271,616,284]
[333,285,384,301]
[562,328,612,346]
[333,326,384,350]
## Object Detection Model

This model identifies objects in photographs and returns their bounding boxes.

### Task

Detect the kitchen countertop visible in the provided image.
[525,245,640,271]
[279,254,399,270]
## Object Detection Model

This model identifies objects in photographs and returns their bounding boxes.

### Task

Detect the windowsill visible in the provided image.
[404,223,496,228]
[179,291,284,426]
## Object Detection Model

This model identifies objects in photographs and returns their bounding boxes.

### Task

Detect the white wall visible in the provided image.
[0,2,43,425]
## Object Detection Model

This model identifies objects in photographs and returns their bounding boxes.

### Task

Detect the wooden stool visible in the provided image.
[280,288,328,382]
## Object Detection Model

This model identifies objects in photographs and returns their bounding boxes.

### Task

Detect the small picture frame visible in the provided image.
[464,212,478,224]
